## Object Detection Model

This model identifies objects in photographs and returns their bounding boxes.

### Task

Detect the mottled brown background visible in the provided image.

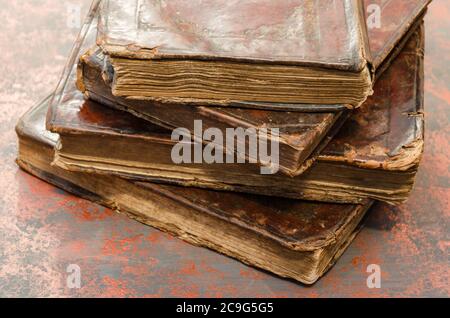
[0,0,448,297]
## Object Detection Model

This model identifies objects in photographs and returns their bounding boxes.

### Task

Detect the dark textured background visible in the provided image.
[0,0,448,297]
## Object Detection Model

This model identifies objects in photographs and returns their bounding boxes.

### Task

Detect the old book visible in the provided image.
[76,2,348,177]
[48,19,425,205]
[79,48,349,177]
[16,96,373,284]
[77,0,428,176]
[91,0,429,108]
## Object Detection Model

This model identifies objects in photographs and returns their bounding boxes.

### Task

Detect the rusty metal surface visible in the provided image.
[0,0,448,297]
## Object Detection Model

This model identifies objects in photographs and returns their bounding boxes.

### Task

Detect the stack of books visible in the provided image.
[15,0,430,284]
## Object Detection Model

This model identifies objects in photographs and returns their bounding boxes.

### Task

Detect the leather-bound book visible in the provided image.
[79,47,349,177]
[77,0,429,176]
[48,17,425,205]
[16,96,373,284]
[76,2,349,177]
[89,0,430,108]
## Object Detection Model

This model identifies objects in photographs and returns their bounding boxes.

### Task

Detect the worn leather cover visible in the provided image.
[321,25,425,171]
[17,95,373,284]
[80,48,349,177]
[77,0,428,175]
[51,17,425,172]
[94,0,429,108]
[48,21,424,204]
[81,0,431,109]
[20,98,372,250]
[364,0,431,71]
[98,0,368,71]
[98,0,429,67]
[67,4,350,177]
[97,0,374,107]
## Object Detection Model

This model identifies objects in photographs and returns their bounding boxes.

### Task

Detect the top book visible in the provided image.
[96,0,430,108]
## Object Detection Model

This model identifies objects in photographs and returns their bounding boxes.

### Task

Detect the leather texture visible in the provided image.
[77,0,428,175]
[73,7,350,177]
[50,24,425,174]
[98,0,366,71]
[80,48,348,177]
[322,24,425,170]
[46,24,425,205]
[19,97,373,251]
[365,0,430,69]
[97,0,429,69]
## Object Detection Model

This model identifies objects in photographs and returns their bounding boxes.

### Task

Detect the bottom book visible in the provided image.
[16,96,373,284]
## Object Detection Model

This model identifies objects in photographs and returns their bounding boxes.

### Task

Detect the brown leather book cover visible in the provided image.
[76,0,349,177]
[77,0,428,176]
[92,0,429,107]
[79,48,349,177]
[48,20,424,205]
[17,96,373,284]
[364,0,430,72]
[71,4,349,177]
